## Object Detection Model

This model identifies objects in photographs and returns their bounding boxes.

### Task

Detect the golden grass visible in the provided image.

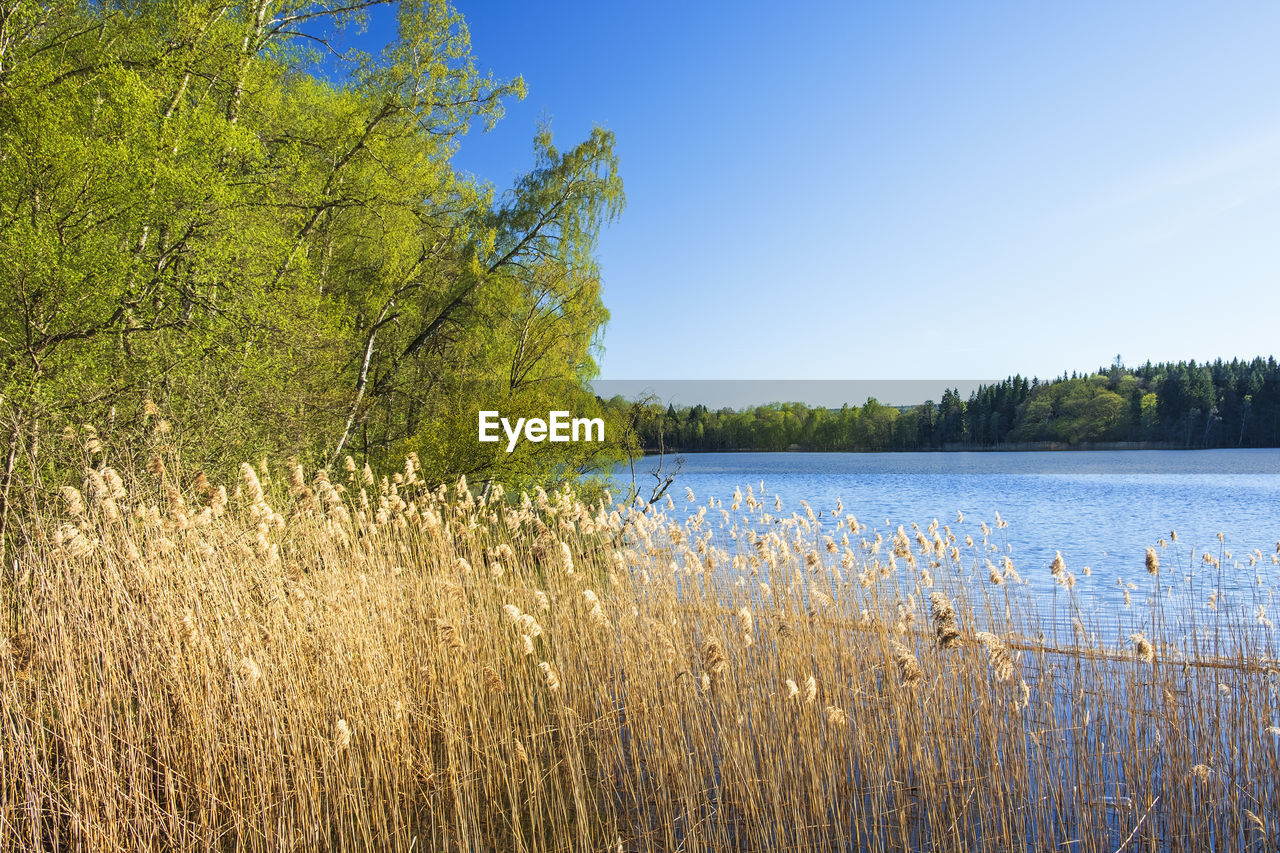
[1,457,1278,851]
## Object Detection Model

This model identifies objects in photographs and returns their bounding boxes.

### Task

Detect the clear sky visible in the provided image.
[352,1,1280,382]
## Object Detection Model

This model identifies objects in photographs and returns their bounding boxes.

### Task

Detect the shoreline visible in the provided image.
[638,441,1249,454]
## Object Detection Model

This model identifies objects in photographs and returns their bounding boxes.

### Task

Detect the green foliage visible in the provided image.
[1008,376,1128,444]
[1,0,630,522]
[631,357,1280,452]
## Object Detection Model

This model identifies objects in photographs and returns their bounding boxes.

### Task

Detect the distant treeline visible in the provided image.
[625,358,1280,452]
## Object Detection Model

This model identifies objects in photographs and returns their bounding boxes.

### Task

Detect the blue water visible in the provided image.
[616,449,1280,637]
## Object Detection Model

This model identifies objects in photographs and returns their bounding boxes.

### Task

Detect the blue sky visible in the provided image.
[349,1,1280,382]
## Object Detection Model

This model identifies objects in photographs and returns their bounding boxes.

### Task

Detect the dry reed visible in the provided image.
[0,453,1276,851]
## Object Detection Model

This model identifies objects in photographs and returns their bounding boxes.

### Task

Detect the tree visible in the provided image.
[0,0,630,543]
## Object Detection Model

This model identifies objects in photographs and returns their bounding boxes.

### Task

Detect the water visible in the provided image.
[616,449,1280,638]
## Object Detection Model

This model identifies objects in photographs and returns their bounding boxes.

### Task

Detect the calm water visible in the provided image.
[617,450,1280,637]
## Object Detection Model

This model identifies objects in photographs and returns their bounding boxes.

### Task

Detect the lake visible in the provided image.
[617,449,1280,640]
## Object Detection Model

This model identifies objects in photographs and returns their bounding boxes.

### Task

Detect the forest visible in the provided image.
[628,357,1280,452]
[4,0,1278,525]
[0,0,633,527]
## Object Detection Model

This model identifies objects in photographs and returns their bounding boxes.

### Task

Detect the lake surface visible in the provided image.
[616,450,1280,640]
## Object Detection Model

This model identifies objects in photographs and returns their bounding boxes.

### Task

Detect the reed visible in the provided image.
[1,453,1277,851]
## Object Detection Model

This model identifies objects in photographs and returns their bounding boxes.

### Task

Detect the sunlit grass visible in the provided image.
[2,452,1277,851]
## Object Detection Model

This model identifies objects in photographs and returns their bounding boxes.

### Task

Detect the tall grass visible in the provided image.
[1,453,1277,851]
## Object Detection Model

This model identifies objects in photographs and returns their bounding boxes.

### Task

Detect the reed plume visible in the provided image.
[930,591,961,648]
[891,640,924,685]
[974,631,1017,682]
[4,457,1275,853]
